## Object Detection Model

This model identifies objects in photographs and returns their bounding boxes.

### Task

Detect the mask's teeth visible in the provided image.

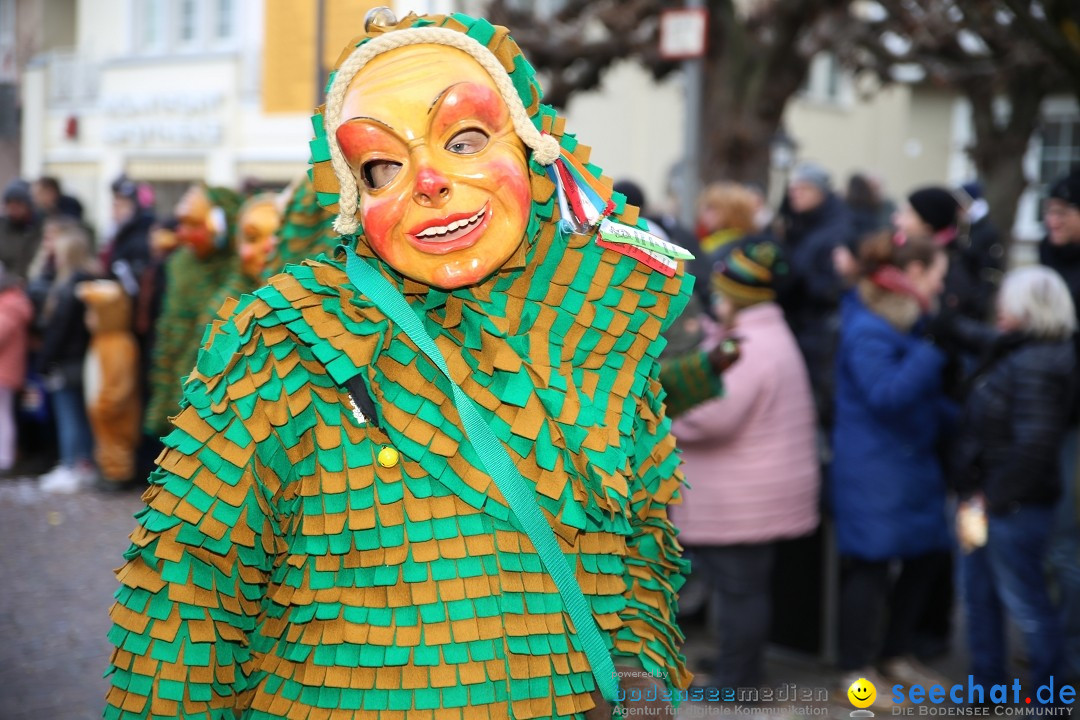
[416,206,485,239]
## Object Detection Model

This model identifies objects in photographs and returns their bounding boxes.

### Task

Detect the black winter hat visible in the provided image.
[908,187,961,232]
[2,179,31,204]
[613,180,646,212]
[111,176,139,201]
[1049,169,1080,208]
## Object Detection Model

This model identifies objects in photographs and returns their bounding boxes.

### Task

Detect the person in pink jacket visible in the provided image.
[672,236,820,688]
[0,261,34,476]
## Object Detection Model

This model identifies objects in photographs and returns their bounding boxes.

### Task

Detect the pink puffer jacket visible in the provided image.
[0,286,33,390]
[671,302,820,546]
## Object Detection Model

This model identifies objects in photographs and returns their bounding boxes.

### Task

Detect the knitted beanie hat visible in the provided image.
[2,179,31,204]
[789,162,831,193]
[908,187,960,232]
[1049,168,1080,209]
[712,235,788,305]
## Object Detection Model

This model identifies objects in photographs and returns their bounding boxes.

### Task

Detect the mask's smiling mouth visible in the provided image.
[406,203,491,254]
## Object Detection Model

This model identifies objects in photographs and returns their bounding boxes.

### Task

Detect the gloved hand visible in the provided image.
[707,336,741,375]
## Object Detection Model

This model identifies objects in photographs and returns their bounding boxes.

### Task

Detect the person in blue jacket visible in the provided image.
[831,230,954,698]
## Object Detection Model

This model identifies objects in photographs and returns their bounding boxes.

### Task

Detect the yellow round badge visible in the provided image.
[377,446,400,468]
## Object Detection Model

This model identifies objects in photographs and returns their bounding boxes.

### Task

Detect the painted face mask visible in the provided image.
[175,185,227,260]
[335,46,532,289]
[236,194,282,279]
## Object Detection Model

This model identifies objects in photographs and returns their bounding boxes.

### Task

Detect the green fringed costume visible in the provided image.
[261,175,339,283]
[107,13,694,720]
[143,187,244,438]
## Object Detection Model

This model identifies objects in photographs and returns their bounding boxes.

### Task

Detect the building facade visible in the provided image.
[16,0,1080,247]
[19,0,391,230]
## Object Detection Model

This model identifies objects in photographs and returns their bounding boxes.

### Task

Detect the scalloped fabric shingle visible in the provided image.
[107,13,692,720]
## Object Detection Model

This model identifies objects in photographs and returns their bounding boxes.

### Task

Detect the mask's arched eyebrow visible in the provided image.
[342,116,396,133]
[428,85,458,116]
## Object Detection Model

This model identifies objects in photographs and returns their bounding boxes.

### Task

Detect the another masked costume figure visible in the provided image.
[196,193,282,332]
[143,186,243,437]
[261,176,339,282]
[106,12,693,719]
[78,279,141,485]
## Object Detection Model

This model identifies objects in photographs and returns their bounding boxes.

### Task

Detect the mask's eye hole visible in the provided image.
[445,129,489,155]
[361,160,402,190]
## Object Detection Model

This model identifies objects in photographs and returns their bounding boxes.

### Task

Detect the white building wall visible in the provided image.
[784,85,962,204]
[559,60,686,214]
[19,62,44,178]
[26,0,316,229]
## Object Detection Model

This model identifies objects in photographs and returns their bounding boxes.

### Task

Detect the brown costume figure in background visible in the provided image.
[77,279,140,485]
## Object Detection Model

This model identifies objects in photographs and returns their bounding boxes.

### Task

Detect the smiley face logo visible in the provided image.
[848,677,877,709]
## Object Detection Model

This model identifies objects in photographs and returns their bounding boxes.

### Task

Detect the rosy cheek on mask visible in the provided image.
[485,157,531,214]
[361,192,409,257]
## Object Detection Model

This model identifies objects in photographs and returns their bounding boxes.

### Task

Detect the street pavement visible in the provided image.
[0,475,968,720]
[0,477,144,720]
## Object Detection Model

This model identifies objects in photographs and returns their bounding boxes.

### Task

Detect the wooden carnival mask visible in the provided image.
[175,185,226,260]
[335,45,532,289]
[236,194,281,279]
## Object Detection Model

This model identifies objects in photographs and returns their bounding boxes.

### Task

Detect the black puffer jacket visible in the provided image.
[36,270,96,389]
[941,218,1005,323]
[954,334,1076,514]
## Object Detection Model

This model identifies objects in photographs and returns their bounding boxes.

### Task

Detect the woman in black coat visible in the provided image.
[955,265,1077,693]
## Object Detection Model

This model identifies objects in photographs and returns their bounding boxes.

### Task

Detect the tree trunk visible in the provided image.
[697,0,819,188]
[963,68,1049,251]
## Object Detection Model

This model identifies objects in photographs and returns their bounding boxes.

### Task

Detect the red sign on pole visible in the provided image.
[659,8,709,61]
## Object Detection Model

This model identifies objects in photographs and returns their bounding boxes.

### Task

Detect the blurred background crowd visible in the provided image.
[0,171,339,492]
[630,164,1080,707]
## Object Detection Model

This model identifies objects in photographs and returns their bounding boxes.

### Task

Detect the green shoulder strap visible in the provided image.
[343,249,621,704]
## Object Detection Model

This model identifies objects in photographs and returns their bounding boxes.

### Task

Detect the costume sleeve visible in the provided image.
[613,371,691,695]
[105,375,277,718]
[658,350,724,419]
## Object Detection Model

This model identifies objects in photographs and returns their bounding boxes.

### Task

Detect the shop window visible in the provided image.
[1040,117,1080,197]
[178,0,198,43]
[215,0,234,40]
